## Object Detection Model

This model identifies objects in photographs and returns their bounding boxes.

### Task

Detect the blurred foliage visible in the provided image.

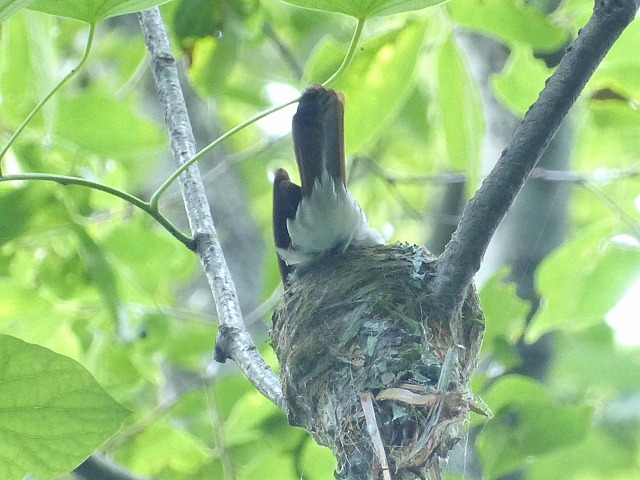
[0,0,639,479]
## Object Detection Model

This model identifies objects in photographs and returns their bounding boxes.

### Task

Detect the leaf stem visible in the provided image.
[149,97,299,210]
[149,16,366,208]
[323,17,366,87]
[0,173,194,248]
[0,23,97,169]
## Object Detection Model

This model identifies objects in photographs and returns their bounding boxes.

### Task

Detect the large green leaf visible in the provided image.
[479,269,529,365]
[187,28,241,96]
[448,0,568,52]
[224,391,285,447]
[0,0,36,22]
[28,0,172,22]
[142,313,217,371]
[101,219,197,302]
[591,21,640,101]
[477,375,592,479]
[299,438,337,479]
[281,0,449,19]
[304,20,428,153]
[54,92,164,159]
[551,326,640,395]
[114,422,211,476]
[0,280,70,345]
[0,335,130,480]
[437,34,484,189]
[0,11,57,128]
[526,223,640,342]
[576,101,640,168]
[492,45,553,117]
[528,429,638,480]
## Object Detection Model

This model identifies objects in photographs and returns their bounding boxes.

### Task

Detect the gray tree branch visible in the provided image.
[434,0,639,320]
[137,8,284,410]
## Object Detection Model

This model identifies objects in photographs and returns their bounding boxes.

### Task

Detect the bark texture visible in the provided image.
[271,244,484,479]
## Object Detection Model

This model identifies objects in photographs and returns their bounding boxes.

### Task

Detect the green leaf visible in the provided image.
[72,223,121,323]
[477,375,592,479]
[101,219,197,302]
[528,429,639,480]
[479,268,529,361]
[54,92,164,159]
[0,11,57,127]
[448,0,568,52]
[281,0,449,19]
[304,20,428,153]
[242,455,298,480]
[224,391,285,447]
[492,46,553,117]
[437,34,484,189]
[142,313,217,371]
[0,0,37,22]
[299,438,337,479]
[28,0,172,22]
[115,422,211,476]
[591,20,640,101]
[577,101,640,166]
[550,326,640,395]
[187,29,241,96]
[526,224,640,342]
[174,0,247,95]
[173,0,235,40]
[0,188,34,246]
[88,341,154,398]
[0,334,130,480]
[0,280,69,345]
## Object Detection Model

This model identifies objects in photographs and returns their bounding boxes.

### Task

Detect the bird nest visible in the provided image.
[271,243,485,479]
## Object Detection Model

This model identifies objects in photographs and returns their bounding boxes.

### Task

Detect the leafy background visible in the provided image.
[0,0,639,479]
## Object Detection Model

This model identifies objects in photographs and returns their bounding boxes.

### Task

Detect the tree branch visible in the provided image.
[434,0,639,319]
[137,8,284,410]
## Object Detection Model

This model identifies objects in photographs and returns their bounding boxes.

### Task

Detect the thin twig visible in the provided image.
[149,97,298,210]
[362,156,467,185]
[205,384,235,480]
[150,15,367,206]
[434,0,640,320]
[263,21,303,80]
[530,166,640,183]
[243,283,284,326]
[581,183,640,238]
[137,8,284,410]
[363,154,639,186]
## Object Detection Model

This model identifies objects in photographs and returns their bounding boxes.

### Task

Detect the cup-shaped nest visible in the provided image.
[271,243,485,480]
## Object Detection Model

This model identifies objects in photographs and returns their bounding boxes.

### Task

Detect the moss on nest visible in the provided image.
[271,243,484,479]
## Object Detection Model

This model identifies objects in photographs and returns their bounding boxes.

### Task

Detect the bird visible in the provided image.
[273,85,384,282]
[270,86,485,478]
